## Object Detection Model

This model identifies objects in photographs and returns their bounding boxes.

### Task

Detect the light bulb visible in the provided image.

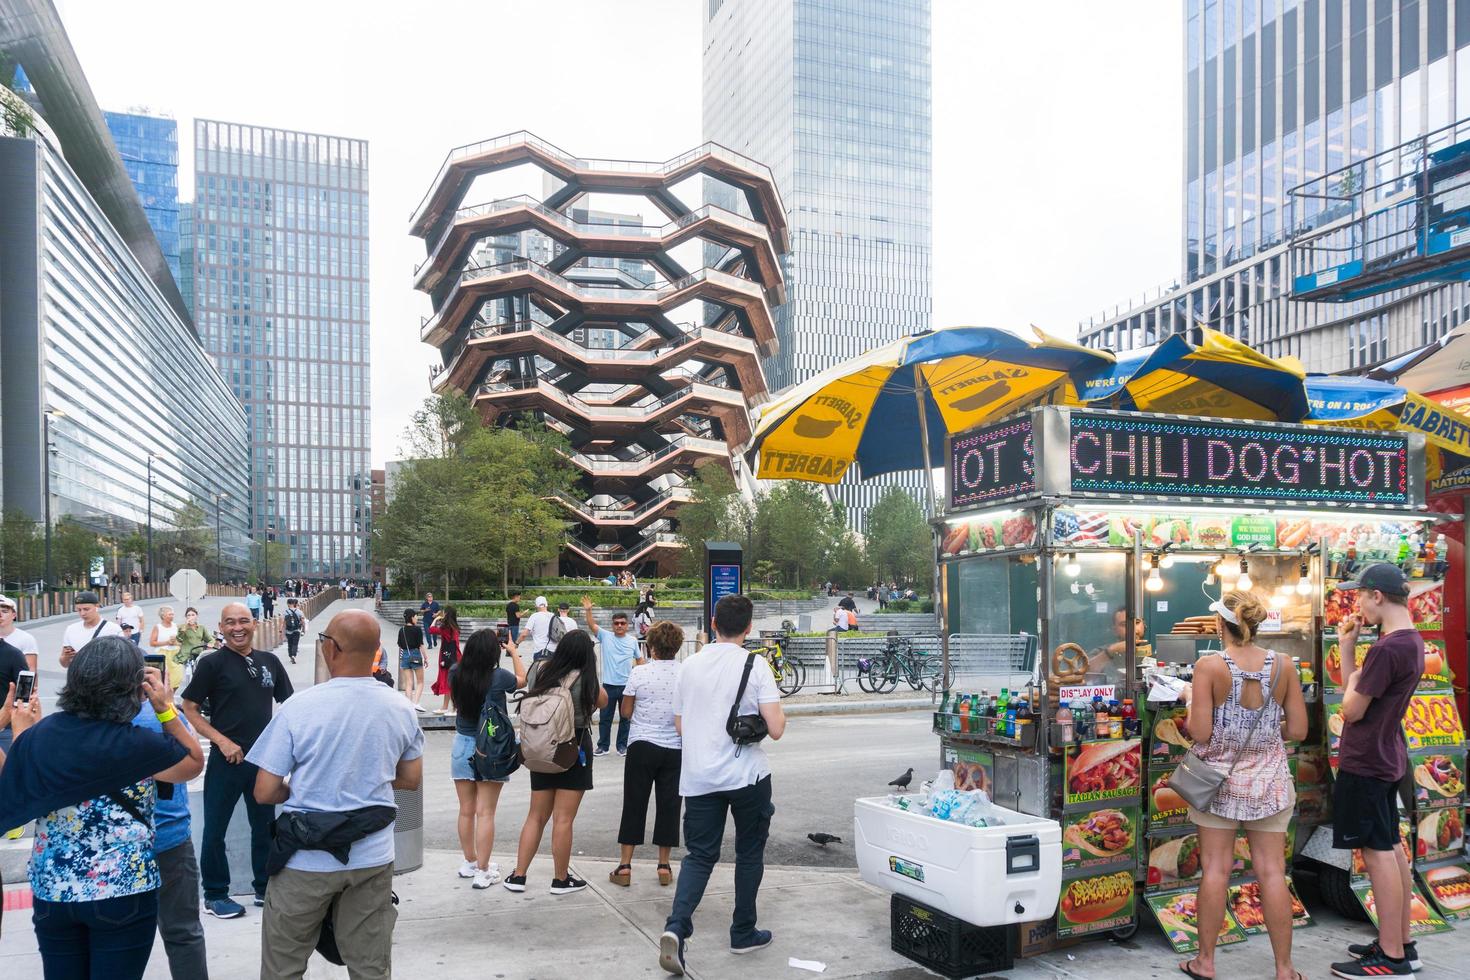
[1160,552,1175,569]
[1296,564,1313,595]
[1146,568,1164,592]
[1237,571,1253,590]
[1270,591,1287,608]
[1064,552,1081,577]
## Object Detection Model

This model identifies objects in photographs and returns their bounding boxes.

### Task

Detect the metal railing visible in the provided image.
[411,131,782,226]
[472,374,744,419]
[548,486,694,521]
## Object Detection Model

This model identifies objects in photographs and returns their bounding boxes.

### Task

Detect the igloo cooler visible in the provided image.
[854,796,1061,927]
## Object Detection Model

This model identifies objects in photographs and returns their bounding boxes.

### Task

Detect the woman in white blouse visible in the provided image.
[608,621,685,888]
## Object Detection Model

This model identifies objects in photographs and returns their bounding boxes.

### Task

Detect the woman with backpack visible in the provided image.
[450,629,526,890]
[429,606,461,715]
[609,621,684,888]
[504,629,606,895]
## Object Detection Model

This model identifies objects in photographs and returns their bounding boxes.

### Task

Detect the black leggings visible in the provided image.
[618,741,682,848]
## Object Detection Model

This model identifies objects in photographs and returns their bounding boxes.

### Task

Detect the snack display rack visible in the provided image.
[927,405,1465,954]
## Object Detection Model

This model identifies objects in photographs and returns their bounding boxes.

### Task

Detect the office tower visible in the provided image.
[410,131,788,573]
[702,0,933,525]
[103,108,181,286]
[1081,0,1470,372]
[189,119,371,578]
[0,21,248,577]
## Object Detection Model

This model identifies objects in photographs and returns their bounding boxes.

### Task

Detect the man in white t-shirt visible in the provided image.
[114,591,146,645]
[0,595,40,673]
[523,596,578,661]
[61,590,124,667]
[659,594,785,977]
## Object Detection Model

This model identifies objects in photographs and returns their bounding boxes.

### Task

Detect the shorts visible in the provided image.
[399,648,424,670]
[1333,770,1403,851]
[450,733,509,783]
[529,729,594,792]
[1188,785,1296,833]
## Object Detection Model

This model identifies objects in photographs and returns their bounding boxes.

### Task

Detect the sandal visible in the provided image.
[1178,960,1213,980]
[658,863,674,886]
[609,864,632,887]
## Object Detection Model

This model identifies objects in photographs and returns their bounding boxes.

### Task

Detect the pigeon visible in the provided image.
[807,832,842,847]
[888,767,914,791]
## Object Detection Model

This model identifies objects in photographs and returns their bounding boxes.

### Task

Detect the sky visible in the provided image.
[56,0,1182,464]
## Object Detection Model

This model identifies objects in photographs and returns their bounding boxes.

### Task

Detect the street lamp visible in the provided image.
[42,408,66,588]
[212,492,229,583]
[145,452,157,584]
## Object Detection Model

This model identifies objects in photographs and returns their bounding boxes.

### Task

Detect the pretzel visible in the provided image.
[1051,642,1088,685]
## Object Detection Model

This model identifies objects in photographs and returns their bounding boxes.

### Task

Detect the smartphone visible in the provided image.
[14,669,36,705]
[497,626,510,644]
[144,652,166,669]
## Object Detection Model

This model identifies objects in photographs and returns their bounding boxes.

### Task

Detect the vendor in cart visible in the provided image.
[1082,610,1144,681]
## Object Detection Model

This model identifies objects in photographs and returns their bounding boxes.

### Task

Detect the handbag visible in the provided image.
[726,654,769,748]
[1169,655,1282,812]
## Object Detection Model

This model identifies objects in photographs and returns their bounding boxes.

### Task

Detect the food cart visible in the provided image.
[930,405,1466,954]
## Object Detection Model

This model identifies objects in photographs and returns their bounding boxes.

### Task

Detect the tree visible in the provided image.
[865,486,932,585]
[158,500,214,576]
[53,518,100,585]
[827,530,874,589]
[752,482,841,588]
[251,540,290,582]
[673,464,742,576]
[0,508,42,587]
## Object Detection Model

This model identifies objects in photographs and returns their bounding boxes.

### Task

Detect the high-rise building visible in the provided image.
[0,54,248,577]
[188,119,371,578]
[1080,0,1470,372]
[410,131,787,574]
[103,108,181,286]
[702,0,933,525]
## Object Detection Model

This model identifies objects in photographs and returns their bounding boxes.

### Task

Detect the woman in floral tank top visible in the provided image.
[1178,590,1308,980]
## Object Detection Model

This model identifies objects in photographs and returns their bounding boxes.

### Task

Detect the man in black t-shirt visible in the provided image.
[505,591,522,643]
[181,602,294,920]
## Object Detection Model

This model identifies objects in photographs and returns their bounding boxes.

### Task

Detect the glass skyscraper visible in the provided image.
[702,0,933,524]
[103,109,181,287]
[188,120,371,578]
[1082,0,1470,372]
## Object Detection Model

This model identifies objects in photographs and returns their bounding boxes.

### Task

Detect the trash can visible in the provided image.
[393,784,424,874]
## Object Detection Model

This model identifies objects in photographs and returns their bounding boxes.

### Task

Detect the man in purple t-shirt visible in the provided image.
[1331,563,1425,979]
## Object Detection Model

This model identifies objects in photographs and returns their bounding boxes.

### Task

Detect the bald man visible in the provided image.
[182,601,295,920]
[249,610,423,979]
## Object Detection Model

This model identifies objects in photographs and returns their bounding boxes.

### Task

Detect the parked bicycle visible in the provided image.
[746,628,804,697]
[855,634,945,694]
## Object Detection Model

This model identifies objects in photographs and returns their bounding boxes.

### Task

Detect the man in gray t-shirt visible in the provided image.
[248,609,423,979]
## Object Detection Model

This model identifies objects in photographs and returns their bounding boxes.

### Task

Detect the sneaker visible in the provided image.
[205,898,246,919]
[593,747,608,756]
[1349,940,1422,972]
[1333,949,1414,978]
[617,747,628,756]
[502,872,527,893]
[550,873,588,895]
[4,826,24,840]
[472,866,501,889]
[659,931,687,976]
[457,860,478,879]
[253,891,266,907]
[413,703,427,712]
[730,929,773,954]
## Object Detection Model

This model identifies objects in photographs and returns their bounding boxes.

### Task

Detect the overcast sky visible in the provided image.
[58,0,1181,463]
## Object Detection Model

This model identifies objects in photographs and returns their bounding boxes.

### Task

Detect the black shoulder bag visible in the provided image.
[726,654,769,751]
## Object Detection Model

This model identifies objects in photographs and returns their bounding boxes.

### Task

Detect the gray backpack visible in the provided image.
[517,668,580,773]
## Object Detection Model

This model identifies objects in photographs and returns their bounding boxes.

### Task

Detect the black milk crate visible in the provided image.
[890,894,1014,977]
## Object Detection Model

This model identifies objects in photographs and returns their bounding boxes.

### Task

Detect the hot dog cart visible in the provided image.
[929,405,1467,953]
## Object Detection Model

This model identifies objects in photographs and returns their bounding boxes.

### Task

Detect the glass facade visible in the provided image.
[1081,0,1470,372]
[103,110,181,287]
[0,116,250,572]
[702,0,933,523]
[189,120,371,578]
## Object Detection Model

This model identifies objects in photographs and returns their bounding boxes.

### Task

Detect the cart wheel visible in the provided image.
[1110,920,1139,941]
[1318,866,1369,921]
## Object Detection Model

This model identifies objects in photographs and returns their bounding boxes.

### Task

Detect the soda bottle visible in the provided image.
[956,692,970,734]
[1004,703,1018,739]
[1434,534,1449,577]
[1327,541,1345,578]
[1108,700,1123,738]
[1396,534,1411,567]
[998,687,1010,713]
[1345,537,1358,574]
[969,694,980,735]
[1121,699,1138,737]
[1057,703,1074,744]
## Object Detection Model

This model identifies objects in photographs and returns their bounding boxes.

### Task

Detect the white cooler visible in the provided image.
[854,796,1062,927]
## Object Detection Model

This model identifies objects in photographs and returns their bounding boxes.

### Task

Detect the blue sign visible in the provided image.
[710,564,741,603]
[1293,259,1364,296]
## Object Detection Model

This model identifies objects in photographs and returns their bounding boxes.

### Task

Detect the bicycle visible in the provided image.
[746,630,804,697]
[856,635,945,694]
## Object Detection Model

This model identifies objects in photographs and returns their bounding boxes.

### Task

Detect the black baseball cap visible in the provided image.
[75,590,101,605]
[1335,562,1410,597]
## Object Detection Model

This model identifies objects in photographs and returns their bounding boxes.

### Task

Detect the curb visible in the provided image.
[783,698,933,717]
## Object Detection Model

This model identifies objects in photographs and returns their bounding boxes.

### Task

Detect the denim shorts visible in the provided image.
[399,648,424,670]
[450,732,509,783]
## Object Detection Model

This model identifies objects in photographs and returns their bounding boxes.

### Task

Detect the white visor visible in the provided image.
[1208,599,1239,625]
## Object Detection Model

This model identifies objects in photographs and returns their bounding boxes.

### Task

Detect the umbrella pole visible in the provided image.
[914,379,946,702]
